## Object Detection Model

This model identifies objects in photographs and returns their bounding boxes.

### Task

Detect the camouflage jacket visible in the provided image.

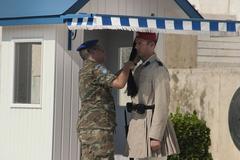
[77,59,117,131]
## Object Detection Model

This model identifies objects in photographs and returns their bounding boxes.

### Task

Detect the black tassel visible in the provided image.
[127,41,138,97]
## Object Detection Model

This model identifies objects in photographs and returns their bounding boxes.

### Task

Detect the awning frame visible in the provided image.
[62,13,240,50]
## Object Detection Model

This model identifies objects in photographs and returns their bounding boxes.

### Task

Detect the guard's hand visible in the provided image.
[150,139,161,151]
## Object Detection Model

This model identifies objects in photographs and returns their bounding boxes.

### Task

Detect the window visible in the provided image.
[13,42,42,104]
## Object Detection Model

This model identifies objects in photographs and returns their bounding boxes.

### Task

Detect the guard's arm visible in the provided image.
[149,67,170,141]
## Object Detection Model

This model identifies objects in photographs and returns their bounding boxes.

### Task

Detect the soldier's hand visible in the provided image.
[124,61,135,70]
[150,139,161,151]
[132,55,141,65]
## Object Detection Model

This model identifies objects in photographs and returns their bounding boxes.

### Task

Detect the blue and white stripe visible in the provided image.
[64,14,240,35]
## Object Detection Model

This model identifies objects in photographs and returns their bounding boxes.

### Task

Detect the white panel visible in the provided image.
[157,0,166,16]
[90,0,99,13]
[106,0,119,14]
[78,0,188,18]
[140,0,150,16]
[183,21,193,30]
[129,18,139,27]
[218,22,227,32]
[61,44,72,160]
[69,52,82,160]
[147,19,157,28]
[118,0,127,15]
[132,0,142,16]
[78,0,142,16]
[0,38,14,159]
[0,25,55,160]
[126,0,134,15]
[53,25,84,160]
[165,20,175,30]
[97,0,106,14]
[111,17,121,26]
[201,21,210,31]
[52,26,65,160]
[149,0,158,16]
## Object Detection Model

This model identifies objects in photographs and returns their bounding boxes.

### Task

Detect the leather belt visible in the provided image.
[126,103,155,114]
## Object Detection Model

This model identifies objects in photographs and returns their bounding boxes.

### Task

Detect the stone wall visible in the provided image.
[169,68,240,160]
[165,34,197,68]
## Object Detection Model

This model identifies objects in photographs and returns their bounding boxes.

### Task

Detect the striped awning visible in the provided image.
[62,13,240,35]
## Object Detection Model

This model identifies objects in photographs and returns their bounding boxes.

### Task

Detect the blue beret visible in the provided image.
[76,39,99,51]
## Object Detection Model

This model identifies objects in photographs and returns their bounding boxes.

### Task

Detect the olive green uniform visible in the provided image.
[77,59,116,160]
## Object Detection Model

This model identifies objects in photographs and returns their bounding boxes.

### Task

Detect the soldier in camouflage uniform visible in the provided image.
[77,40,137,160]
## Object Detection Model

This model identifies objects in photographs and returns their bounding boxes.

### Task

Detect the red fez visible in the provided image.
[136,32,158,43]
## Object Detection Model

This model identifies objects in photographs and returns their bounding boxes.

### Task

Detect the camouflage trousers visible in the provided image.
[78,129,114,160]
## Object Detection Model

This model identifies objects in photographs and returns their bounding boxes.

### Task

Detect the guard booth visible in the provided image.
[63,12,240,160]
[0,0,240,160]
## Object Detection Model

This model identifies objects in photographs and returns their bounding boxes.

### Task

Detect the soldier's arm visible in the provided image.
[93,61,134,89]
[111,61,135,89]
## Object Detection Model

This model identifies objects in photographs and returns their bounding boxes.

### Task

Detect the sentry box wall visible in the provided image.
[0,0,239,160]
